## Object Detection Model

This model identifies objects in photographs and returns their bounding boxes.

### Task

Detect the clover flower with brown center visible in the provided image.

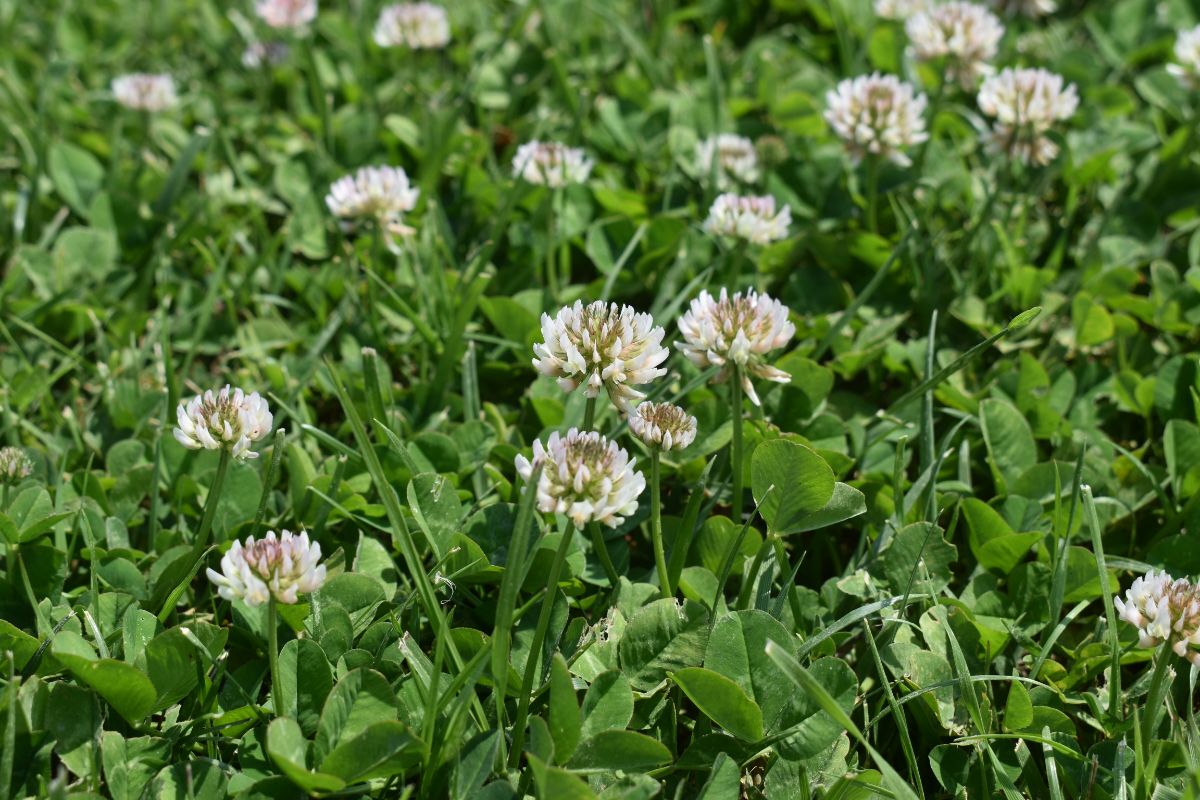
[825,73,929,166]
[629,402,698,452]
[906,2,1005,88]
[533,301,669,412]
[1169,25,1200,89]
[676,289,795,406]
[515,428,646,528]
[373,2,451,49]
[325,166,420,235]
[207,529,326,606]
[512,141,594,188]
[0,447,33,483]
[112,74,178,112]
[695,134,761,188]
[255,0,317,30]
[702,194,791,245]
[1115,569,1200,665]
[174,385,273,460]
[976,67,1078,165]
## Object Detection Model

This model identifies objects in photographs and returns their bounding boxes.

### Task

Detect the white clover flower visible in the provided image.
[629,402,698,452]
[533,301,669,412]
[207,529,326,606]
[702,194,791,245]
[676,289,795,406]
[0,447,33,483]
[1168,25,1200,89]
[242,41,290,68]
[875,0,933,20]
[255,0,317,30]
[515,428,646,528]
[977,67,1078,165]
[512,141,594,188]
[173,385,273,460]
[824,73,929,166]
[111,74,178,112]
[906,2,1005,88]
[695,134,761,188]
[1114,569,1200,665]
[374,2,451,49]
[325,165,420,234]
[987,0,1055,15]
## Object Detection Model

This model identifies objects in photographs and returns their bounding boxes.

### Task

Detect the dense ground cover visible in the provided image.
[3,0,1200,797]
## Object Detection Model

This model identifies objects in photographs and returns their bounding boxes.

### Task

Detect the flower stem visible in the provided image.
[509,522,576,767]
[730,368,745,523]
[268,596,283,717]
[650,451,671,597]
[1141,644,1173,763]
[582,395,597,431]
[589,521,620,588]
[865,155,880,234]
[193,448,231,554]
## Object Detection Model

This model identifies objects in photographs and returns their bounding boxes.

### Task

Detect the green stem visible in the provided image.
[193,449,231,554]
[650,451,670,597]
[268,596,283,716]
[250,430,286,536]
[15,547,47,633]
[582,395,597,431]
[509,522,576,767]
[1141,645,1173,763]
[770,535,804,624]
[865,155,880,234]
[730,369,744,523]
[589,522,620,588]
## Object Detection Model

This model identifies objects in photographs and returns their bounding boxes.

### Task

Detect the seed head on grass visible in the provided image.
[702,194,791,245]
[207,529,326,606]
[533,301,669,412]
[695,134,760,188]
[906,2,1005,89]
[976,67,1078,165]
[512,141,594,187]
[0,447,33,483]
[825,73,929,167]
[112,74,178,112]
[1115,569,1200,665]
[1169,25,1200,90]
[676,289,795,406]
[373,3,452,49]
[174,385,274,460]
[255,0,317,30]
[515,428,646,528]
[629,402,698,452]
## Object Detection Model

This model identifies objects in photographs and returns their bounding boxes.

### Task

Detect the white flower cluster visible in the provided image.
[629,402,698,452]
[173,385,274,460]
[977,67,1078,165]
[515,428,646,528]
[533,301,669,412]
[255,0,317,30]
[374,3,452,49]
[703,194,791,245]
[207,529,326,606]
[0,447,33,483]
[906,2,1005,88]
[874,0,932,20]
[676,289,795,405]
[1115,569,1200,665]
[512,141,594,187]
[325,165,420,234]
[112,74,178,112]
[695,134,760,187]
[1169,25,1200,89]
[242,41,291,69]
[824,73,929,166]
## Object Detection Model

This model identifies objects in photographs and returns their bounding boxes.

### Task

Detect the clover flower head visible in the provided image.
[695,134,760,188]
[255,0,317,29]
[325,165,420,234]
[173,385,273,460]
[374,2,451,49]
[906,2,1005,88]
[0,447,33,483]
[824,73,929,166]
[629,402,698,452]
[242,41,291,68]
[512,141,594,187]
[514,428,646,528]
[977,67,1078,165]
[112,74,178,112]
[874,0,933,20]
[676,289,795,406]
[987,0,1055,15]
[533,301,669,412]
[206,529,326,606]
[1168,25,1200,89]
[1114,569,1200,665]
[703,194,791,245]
